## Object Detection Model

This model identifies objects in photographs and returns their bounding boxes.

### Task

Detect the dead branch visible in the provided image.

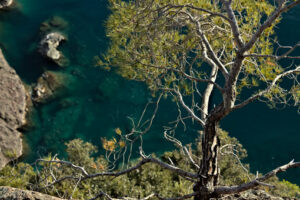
[36,156,198,190]
[214,160,300,195]
[87,157,198,180]
[174,88,205,126]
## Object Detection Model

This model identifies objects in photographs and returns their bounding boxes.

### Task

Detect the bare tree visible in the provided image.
[33,0,300,199]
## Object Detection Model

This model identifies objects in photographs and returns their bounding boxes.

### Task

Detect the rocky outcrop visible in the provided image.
[39,32,66,64]
[32,71,73,104]
[0,0,13,9]
[0,186,65,200]
[0,49,26,168]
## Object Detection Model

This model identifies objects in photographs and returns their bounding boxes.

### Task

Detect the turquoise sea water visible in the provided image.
[0,1,299,184]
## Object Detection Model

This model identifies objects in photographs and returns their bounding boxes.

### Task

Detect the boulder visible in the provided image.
[0,49,26,168]
[31,71,72,103]
[0,186,65,200]
[39,32,66,64]
[0,0,13,9]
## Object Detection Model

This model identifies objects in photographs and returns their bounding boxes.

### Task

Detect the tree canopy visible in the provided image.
[102,0,300,114]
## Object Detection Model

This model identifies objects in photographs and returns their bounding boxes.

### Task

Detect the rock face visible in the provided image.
[0,0,13,9]
[0,49,26,168]
[0,186,65,200]
[39,32,65,62]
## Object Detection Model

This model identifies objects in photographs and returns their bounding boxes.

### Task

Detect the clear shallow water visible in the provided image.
[0,1,299,184]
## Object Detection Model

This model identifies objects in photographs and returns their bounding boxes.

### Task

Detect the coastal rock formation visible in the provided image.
[0,186,65,200]
[0,0,13,9]
[39,32,66,64]
[32,71,72,103]
[0,49,26,169]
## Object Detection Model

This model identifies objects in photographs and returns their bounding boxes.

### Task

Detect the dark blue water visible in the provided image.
[0,1,299,184]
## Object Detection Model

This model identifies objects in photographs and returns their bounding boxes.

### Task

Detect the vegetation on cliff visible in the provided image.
[0,129,299,199]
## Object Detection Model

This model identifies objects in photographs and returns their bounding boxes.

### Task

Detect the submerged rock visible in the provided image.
[0,186,65,200]
[40,16,68,33]
[0,0,13,9]
[39,32,66,66]
[0,49,26,168]
[31,71,72,104]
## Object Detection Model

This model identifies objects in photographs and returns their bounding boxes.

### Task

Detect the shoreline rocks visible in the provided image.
[38,32,66,66]
[0,0,13,9]
[0,48,26,169]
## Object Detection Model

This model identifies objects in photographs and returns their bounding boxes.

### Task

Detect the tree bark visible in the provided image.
[194,120,221,200]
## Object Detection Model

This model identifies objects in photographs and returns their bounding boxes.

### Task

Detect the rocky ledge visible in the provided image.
[0,186,65,200]
[0,187,294,200]
[0,49,26,168]
[0,0,13,9]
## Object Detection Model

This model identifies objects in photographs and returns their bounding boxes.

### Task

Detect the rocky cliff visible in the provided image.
[0,49,26,168]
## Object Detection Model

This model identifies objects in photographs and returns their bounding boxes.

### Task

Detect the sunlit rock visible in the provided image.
[0,0,13,9]
[39,32,67,66]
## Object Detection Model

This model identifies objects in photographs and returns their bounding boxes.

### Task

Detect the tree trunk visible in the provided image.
[194,120,220,200]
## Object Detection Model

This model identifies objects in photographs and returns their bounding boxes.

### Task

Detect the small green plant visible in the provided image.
[3,150,17,159]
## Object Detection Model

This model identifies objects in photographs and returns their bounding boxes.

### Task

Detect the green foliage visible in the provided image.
[0,163,35,189]
[101,0,288,103]
[3,150,17,159]
[266,177,300,198]
[0,130,298,199]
